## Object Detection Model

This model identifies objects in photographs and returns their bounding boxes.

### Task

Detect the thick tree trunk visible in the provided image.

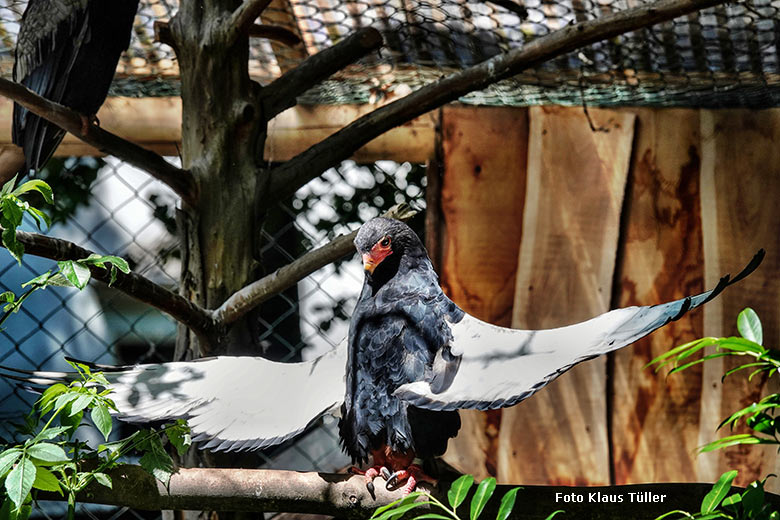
[170,0,268,359]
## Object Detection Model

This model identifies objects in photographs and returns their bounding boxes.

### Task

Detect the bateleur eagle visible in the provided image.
[0,218,765,494]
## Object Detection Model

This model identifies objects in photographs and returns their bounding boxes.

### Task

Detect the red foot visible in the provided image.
[386,464,437,495]
[349,465,390,495]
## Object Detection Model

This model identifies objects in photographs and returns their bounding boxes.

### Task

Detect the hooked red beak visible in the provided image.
[362,248,392,275]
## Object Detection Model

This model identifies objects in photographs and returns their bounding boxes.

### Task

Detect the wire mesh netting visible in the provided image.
[0,0,778,107]
[0,156,426,517]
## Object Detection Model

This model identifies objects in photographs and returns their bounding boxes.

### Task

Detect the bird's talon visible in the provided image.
[385,469,408,490]
[380,466,392,481]
[366,480,375,497]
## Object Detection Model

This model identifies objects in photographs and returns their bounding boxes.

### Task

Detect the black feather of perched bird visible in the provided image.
[12,0,139,175]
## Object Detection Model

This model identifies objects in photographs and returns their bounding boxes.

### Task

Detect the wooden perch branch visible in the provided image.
[227,0,275,45]
[214,204,416,325]
[267,0,729,200]
[0,78,197,205]
[260,27,383,119]
[155,20,300,47]
[12,231,215,337]
[36,465,780,519]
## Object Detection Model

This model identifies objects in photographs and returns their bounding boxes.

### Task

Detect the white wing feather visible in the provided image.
[105,342,347,451]
[395,250,764,411]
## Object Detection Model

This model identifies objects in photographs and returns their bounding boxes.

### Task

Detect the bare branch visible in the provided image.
[226,0,275,45]
[0,78,197,205]
[266,0,728,201]
[12,231,215,337]
[156,20,300,47]
[35,465,775,519]
[260,27,383,119]
[249,24,302,46]
[213,204,417,325]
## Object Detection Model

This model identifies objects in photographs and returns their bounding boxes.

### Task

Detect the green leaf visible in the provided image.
[5,457,35,508]
[737,308,763,345]
[36,383,67,414]
[1,175,18,196]
[82,254,130,274]
[653,510,695,520]
[69,394,94,416]
[543,511,565,520]
[166,420,192,457]
[25,207,51,231]
[32,426,71,443]
[370,493,425,519]
[448,474,474,510]
[407,515,451,520]
[93,472,112,489]
[1,198,24,227]
[701,470,738,514]
[0,449,22,478]
[699,434,775,453]
[2,227,24,264]
[59,406,82,438]
[27,443,68,463]
[746,413,775,434]
[721,493,742,509]
[741,480,765,517]
[31,466,61,493]
[57,260,91,290]
[470,477,496,520]
[13,180,53,204]
[140,449,175,488]
[496,487,520,520]
[371,501,429,520]
[91,404,113,441]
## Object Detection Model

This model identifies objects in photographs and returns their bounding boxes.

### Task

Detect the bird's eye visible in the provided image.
[380,237,391,248]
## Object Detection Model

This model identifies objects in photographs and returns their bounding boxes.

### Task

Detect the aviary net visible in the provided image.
[0,0,777,107]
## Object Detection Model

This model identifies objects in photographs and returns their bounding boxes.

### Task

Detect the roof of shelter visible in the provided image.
[0,0,777,107]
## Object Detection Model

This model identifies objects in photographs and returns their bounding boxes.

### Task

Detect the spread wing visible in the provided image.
[0,342,347,452]
[395,250,765,411]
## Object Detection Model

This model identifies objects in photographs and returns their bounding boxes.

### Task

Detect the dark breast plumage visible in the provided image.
[339,227,464,464]
[13,0,139,174]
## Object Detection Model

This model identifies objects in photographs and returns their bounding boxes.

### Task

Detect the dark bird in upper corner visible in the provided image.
[11,0,139,178]
[0,218,765,495]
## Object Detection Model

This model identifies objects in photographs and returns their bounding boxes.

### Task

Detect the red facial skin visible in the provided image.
[362,237,393,274]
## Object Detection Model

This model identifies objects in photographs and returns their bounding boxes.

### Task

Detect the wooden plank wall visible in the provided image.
[436,104,780,491]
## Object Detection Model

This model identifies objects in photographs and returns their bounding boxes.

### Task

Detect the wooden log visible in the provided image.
[698,109,780,492]
[438,104,529,480]
[610,108,706,485]
[498,105,635,485]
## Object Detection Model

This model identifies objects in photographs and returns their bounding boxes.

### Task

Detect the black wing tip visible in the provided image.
[699,248,765,306]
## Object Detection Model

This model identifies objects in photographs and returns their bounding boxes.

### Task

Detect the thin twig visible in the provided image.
[0,78,197,205]
[266,0,729,201]
[12,231,215,337]
[259,27,383,119]
[214,204,417,325]
[226,0,275,45]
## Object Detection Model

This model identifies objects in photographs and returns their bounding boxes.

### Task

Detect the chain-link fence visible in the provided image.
[0,156,426,518]
[0,0,778,107]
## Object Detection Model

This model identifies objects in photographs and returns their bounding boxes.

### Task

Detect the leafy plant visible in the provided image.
[371,474,564,520]
[0,176,54,264]
[648,308,780,451]
[649,308,780,520]
[655,470,777,520]
[0,361,191,520]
